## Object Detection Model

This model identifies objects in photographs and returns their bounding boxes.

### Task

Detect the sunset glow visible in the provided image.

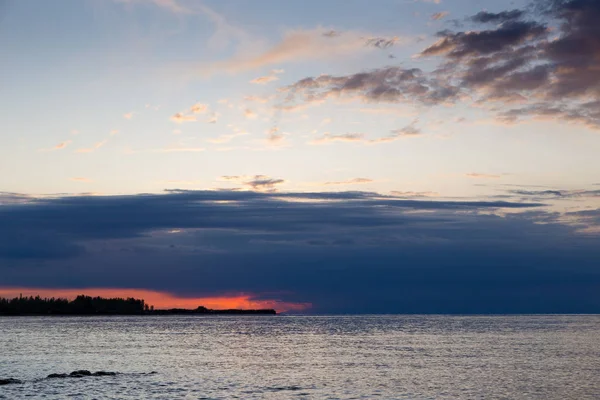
[0,288,311,313]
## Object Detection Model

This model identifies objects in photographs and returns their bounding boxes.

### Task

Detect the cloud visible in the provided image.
[420,21,547,58]
[54,141,71,150]
[266,127,284,143]
[70,177,92,183]
[220,175,286,191]
[371,122,423,143]
[245,95,271,103]
[171,113,197,123]
[171,103,215,124]
[197,28,402,75]
[431,11,449,20]
[4,189,600,314]
[506,188,600,200]
[309,133,365,145]
[244,175,285,191]
[208,113,219,124]
[471,10,524,23]
[250,75,279,84]
[283,66,460,108]
[156,147,205,153]
[364,36,402,49]
[324,178,374,185]
[123,112,133,120]
[190,103,208,114]
[415,0,600,128]
[207,127,248,144]
[391,191,439,197]
[497,101,600,130]
[308,123,422,145]
[160,180,203,186]
[110,130,119,136]
[76,140,107,154]
[244,109,257,119]
[115,0,191,14]
[40,140,72,152]
[466,173,502,179]
[322,30,340,38]
[250,69,284,85]
[279,1,600,131]
[391,124,421,137]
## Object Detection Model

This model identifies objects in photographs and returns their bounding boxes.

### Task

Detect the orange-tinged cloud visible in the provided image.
[0,287,311,313]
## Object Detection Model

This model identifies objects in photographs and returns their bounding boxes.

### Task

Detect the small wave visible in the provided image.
[266,385,304,392]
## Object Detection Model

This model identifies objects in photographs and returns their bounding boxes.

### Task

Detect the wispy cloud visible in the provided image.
[219,175,286,192]
[364,36,403,49]
[309,133,365,145]
[70,177,92,183]
[159,180,203,186]
[244,109,257,119]
[208,113,219,124]
[171,103,213,124]
[324,178,373,186]
[76,140,109,154]
[250,75,279,85]
[54,141,71,150]
[391,191,439,197]
[207,127,248,144]
[171,113,197,123]
[431,11,449,20]
[196,28,403,75]
[250,69,284,85]
[190,103,208,114]
[123,112,133,120]
[39,140,72,152]
[466,173,502,179]
[115,0,192,14]
[370,122,422,143]
[157,147,205,153]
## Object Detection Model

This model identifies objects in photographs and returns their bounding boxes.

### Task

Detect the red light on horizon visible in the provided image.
[0,287,311,313]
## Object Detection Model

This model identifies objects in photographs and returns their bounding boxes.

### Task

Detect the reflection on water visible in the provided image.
[1,315,599,399]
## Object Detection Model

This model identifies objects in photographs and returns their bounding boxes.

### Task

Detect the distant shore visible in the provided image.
[0,294,277,316]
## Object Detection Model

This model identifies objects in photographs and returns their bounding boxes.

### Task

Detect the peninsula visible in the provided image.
[0,295,277,316]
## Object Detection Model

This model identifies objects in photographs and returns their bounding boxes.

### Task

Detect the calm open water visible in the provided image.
[1,315,599,399]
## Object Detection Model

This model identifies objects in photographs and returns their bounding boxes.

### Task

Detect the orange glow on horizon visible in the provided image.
[0,287,311,313]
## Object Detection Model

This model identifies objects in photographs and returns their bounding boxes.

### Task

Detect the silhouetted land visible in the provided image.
[0,295,276,316]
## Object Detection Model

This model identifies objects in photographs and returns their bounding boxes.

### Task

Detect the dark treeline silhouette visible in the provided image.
[0,295,146,315]
[0,294,276,315]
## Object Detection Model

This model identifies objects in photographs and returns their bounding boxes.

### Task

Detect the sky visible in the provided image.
[0,0,599,313]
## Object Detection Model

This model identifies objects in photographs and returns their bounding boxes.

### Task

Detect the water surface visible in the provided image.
[1,315,599,399]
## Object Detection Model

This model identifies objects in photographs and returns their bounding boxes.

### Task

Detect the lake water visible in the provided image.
[1,315,599,399]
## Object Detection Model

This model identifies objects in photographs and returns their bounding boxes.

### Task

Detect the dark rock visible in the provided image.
[92,371,117,376]
[47,373,68,379]
[0,378,21,385]
[70,370,92,377]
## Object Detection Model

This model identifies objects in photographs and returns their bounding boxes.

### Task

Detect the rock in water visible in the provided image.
[70,370,92,377]
[47,373,68,379]
[0,378,21,385]
[93,371,117,376]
